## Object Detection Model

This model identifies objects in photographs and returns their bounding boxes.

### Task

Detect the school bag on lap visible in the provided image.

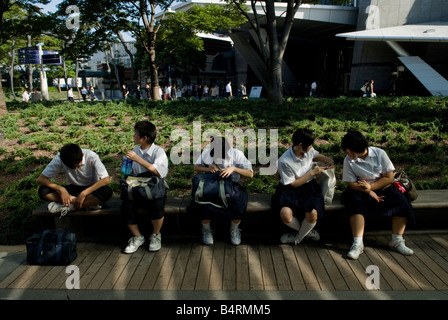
[120,171,167,201]
[192,172,234,208]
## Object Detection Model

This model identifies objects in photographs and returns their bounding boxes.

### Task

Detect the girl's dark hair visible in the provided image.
[291,128,315,149]
[341,130,369,153]
[60,143,83,169]
[210,136,231,160]
[134,121,157,144]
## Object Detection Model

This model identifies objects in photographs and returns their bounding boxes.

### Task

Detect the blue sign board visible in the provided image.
[18,48,62,65]
[18,48,40,64]
[42,51,62,65]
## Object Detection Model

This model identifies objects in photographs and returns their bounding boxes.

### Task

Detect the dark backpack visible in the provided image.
[192,172,234,208]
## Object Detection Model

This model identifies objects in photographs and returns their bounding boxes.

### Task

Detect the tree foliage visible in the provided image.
[0,0,49,114]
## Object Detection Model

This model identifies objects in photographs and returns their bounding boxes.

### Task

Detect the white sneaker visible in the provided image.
[389,238,414,256]
[48,202,72,217]
[306,229,320,241]
[124,235,145,253]
[347,243,364,260]
[87,204,102,211]
[230,228,241,246]
[280,233,297,244]
[149,234,162,252]
[202,227,214,245]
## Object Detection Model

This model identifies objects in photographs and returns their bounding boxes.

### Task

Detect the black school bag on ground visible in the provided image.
[192,172,234,208]
[26,229,77,265]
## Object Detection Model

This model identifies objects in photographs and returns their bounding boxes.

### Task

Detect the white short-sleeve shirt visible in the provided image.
[131,143,169,178]
[342,146,395,184]
[194,148,253,182]
[277,147,320,185]
[41,149,109,187]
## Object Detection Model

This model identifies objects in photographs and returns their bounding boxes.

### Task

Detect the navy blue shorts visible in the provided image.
[121,197,166,225]
[38,184,113,205]
[272,179,325,219]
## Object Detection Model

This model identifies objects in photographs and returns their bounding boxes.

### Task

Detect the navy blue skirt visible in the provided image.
[193,182,248,221]
[272,179,325,219]
[341,186,416,223]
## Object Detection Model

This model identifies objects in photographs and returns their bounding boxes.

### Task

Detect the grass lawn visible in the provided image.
[0,96,447,244]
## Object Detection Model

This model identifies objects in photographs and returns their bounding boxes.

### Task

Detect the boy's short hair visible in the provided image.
[60,143,83,169]
[134,121,157,144]
[341,130,369,153]
[210,136,231,160]
[291,128,315,148]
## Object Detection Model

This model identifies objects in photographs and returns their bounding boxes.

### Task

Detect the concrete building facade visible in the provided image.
[344,0,448,96]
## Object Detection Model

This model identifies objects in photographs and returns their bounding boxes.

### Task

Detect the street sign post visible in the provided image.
[18,48,40,64]
[42,51,62,65]
[18,46,62,101]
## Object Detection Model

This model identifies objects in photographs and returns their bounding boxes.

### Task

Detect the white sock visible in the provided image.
[392,234,403,242]
[285,216,301,231]
[202,223,211,230]
[295,220,316,244]
[230,221,240,231]
[353,237,363,246]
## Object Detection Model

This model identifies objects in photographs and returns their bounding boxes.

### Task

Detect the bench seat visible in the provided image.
[31,190,448,217]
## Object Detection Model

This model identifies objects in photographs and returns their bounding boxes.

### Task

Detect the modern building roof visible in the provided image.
[336,21,448,42]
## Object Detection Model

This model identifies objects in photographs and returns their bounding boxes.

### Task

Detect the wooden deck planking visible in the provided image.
[421,235,448,272]
[403,237,448,290]
[336,240,390,291]
[180,243,202,290]
[208,242,225,290]
[281,245,306,290]
[2,233,448,292]
[247,244,264,290]
[236,245,250,290]
[126,249,156,290]
[369,237,421,290]
[223,245,236,290]
[139,244,170,290]
[113,247,145,290]
[304,244,334,290]
[325,242,364,290]
[270,245,292,290]
[292,245,321,290]
[195,244,213,290]
[374,236,435,290]
[259,245,277,290]
[167,242,192,290]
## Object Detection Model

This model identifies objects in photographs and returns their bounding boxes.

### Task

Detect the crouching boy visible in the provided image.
[37,143,113,215]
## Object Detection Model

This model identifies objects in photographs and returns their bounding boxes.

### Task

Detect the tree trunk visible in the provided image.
[148,43,160,100]
[75,59,80,97]
[118,32,135,92]
[104,49,113,98]
[27,35,33,91]
[267,57,283,105]
[62,41,68,96]
[109,47,121,97]
[0,72,7,115]
[9,39,16,100]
